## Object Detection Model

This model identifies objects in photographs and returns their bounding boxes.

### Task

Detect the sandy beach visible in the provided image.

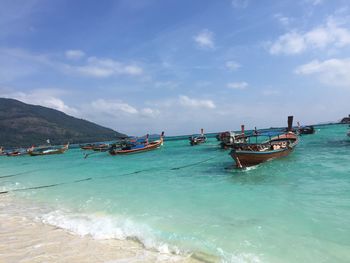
[0,195,208,263]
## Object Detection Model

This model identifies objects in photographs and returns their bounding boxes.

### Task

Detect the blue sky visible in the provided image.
[1,0,350,135]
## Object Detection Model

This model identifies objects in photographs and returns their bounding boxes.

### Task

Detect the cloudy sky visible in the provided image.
[1,0,350,135]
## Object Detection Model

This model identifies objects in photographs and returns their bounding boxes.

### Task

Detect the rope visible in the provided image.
[0,148,222,194]
[0,169,41,179]
[0,177,92,195]
[170,156,217,170]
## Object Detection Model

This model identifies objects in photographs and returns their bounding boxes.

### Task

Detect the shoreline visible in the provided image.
[0,195,211,263]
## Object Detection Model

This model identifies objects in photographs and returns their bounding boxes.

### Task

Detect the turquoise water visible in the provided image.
[1,124,350,262]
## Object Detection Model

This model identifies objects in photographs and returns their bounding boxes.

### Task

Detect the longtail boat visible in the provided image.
[28,143,69,156]
[6,149,28,157]
[80,143,109,151]
[80,144,94,150]
[109,132,164,155]
[297,122,315,135]
[218,125,249,149]
[230,116,299,168]
[92,144,110,152]
[189,129,207,146]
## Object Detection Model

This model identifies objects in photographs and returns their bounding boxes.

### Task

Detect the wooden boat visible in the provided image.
[80,143,109,151]
[28,143,69,156]
[218,125,249,149]
[189,129,207,146]
[80,144,94,150]
[297,122,315,135]
[230,116,299,168]
[92,144,110,152]
[109,132,164,155]
[6,150,28,157]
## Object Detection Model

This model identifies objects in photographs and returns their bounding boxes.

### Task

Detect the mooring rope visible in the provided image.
[0,177,92,195]
[0,169,42,179]
[170,156,218,170]
[0,148,223,195]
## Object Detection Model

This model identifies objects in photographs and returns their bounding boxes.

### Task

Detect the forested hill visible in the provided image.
[0,98,126,147]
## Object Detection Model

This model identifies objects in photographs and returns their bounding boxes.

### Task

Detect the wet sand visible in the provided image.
[0,195,210,263]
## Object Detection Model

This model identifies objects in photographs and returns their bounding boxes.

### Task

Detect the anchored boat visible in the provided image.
[109,132,164,155]
[230,116,299,168]
[92,144,110,152]
[28,143,69,156]
[80,144,94,150]
[297,122,315,135]
[189,129,207,146]
[6,149,28,157]
[218,125,249,149]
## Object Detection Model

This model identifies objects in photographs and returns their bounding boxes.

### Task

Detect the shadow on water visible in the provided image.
[324,139,350,148]
[224,156,297,186]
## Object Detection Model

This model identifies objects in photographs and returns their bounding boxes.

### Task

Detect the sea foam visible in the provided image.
[40,210,182,255]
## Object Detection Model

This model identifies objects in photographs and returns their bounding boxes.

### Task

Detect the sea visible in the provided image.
[1,124,350,263]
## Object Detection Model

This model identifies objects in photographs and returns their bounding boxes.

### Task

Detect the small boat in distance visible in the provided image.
[230,116,299,169]
[92,144,110,152]
[80,144,94,150]
[109,132,164,155]
[28,143,69,156]
[297,122,315,135]
[6,149,28,157]
[218,125,249,149]
[80,143,110,151]
[189,129,207,146]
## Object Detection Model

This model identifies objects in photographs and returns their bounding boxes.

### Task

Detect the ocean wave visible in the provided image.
[0,181,21,192]
[40,210,183,255]
[39,210,263,263]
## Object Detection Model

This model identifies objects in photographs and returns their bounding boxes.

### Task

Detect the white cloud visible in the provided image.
[225,61,241,71]
[194,29,215,49]
[2,89,79,116]
[295,58,350,88]
[140,108,160,118]
[269,17,350,55]
[154,81,179,90]
[65,50,85,60]
[71,57,143,78]
[227,82,248,90]
[307,0,323,5]
[231,0,249,9]
[89,99,160,119]
[0,48,144,80]
[91,99,138,114]
[274,14,291,27]
[269,31,306,55]
[262,89,280,96]
[179,95,216,109]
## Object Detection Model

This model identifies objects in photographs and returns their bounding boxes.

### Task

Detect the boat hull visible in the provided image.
[299,126,315,135]
[230,147,294,167]
[230,133,298,168]
[29,150,66,156]
[110,140,162,155]
[80,146,94,150]
[28,144,69,156]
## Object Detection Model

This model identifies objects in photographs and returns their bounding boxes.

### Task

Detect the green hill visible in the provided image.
[0,98,126,147]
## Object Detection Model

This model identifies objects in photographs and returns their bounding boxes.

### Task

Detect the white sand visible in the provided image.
[0,195,212,263]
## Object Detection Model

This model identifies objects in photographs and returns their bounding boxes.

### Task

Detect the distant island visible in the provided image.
[340,114,350,124]
[0,98,126,147]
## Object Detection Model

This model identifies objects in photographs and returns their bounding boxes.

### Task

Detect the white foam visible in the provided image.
[40,210,182,255]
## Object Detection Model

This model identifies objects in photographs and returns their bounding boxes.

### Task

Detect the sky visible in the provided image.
[1,0,350,136]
